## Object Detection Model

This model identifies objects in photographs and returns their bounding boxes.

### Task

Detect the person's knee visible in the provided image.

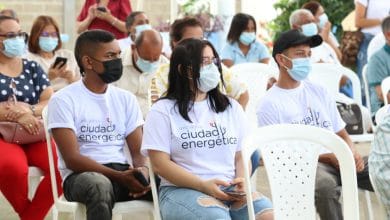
[80,172,114,203]
[256,210,273,220]
[315,176,340,198]
[197,196,230,219]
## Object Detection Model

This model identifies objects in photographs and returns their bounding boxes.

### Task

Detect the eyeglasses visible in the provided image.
[201,57,220,66]
[0,32,28,40]
[40,31,59,38]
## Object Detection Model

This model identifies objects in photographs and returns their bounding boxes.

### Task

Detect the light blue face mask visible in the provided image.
[135,24,152,38]
[39,36,58,52]
[239,32,256,45]
[318,13,328,29]
[198,63,221,93]
[301,22,318,37]
[282,55,312,81]
[2,37,25,58]
[136,56,160,73]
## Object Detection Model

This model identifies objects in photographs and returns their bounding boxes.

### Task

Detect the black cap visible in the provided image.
[272,29,323,58]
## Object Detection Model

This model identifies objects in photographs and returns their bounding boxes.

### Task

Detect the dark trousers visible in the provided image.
[63,163,152,220]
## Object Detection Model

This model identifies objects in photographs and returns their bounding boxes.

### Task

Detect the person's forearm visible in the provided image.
[237,91,249,110]
[150,151,203,190]
[356,18,382,29]
[235,152,246,178]
[111,18,126,33]
[77,17,94,34]
[65,154,122,180]
[318,153,335,165]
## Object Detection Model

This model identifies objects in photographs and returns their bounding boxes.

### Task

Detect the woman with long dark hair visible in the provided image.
[142,38,273,220]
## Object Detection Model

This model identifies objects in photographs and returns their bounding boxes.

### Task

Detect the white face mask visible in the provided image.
[197,63,220,93]
[318,13,328,29]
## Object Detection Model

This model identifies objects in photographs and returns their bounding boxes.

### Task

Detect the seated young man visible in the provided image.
[256,29,373,220]
[47,30,151,220]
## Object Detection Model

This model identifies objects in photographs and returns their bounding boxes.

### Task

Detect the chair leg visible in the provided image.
[112,214,122,220]
[28,176,42,200]
[365,190,374,220]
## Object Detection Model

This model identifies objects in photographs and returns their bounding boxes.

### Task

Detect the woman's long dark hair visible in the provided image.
[164,38,230,122]
[227,13,257,44]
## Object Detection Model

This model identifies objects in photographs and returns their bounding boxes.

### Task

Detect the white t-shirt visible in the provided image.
[355,0,390,35]
[48,80,144,180]
[311,42,340,64]
[26,49,80,91]
[141,98,248,186]
[256,80,346,154]
[118,36,133,52]
[114,47,169,118]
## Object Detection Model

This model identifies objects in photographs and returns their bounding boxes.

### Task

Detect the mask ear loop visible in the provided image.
[280,54,292,71]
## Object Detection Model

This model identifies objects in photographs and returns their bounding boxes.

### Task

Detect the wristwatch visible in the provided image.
[30,105,36,116]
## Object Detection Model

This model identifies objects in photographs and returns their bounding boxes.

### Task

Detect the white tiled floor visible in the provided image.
[0,142,386,220]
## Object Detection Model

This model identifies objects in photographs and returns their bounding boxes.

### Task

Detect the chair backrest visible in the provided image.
[367,33,385,60]
[381,77,390,105]
[148,160,161,220]
[309,63,362,105]
[42,106,61,203]
[362,65,372,114]
[375,104,390,125]
[230,63,279,128]
[241,124,359,220]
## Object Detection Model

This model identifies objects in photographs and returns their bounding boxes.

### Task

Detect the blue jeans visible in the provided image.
[159,186,272,220]
[250,150,261,175]
[357,32,374,105]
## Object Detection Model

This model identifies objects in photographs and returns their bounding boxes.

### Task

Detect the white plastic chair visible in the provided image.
[381,77,390,105]
[310,63,362,105]
[362,65,372,115]
[375,105,390,125]
[42,107,159,220]
[230,63,279,128]
[367,33,386,60]
[310,63,374,143]
[241,124,359,220]
[28,166,44,200]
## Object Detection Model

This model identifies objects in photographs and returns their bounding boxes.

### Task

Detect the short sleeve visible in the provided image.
[233,101,249,151]
[141,105,172,156]
[256,42,271,60]
[355,0,368,7]
[150,63,170,101]
[367,54,387,86]
[125,94,144,136]
[77,0,92,22]
[222,66,247,99]
[256,102,280,127]
[119,0,132,21]
[221,44,235,61]
[48,95,76,132]
[30,61,50,98]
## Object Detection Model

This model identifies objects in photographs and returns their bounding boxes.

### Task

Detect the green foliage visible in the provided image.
[269,0,354,40]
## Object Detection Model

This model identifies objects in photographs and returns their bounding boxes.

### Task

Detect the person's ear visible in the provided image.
[82,56,93,71]
[385,31,390,41]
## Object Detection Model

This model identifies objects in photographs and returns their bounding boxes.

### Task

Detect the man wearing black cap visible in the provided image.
[256,29,373,220]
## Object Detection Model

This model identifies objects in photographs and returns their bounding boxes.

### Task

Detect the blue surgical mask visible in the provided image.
[39,36,58,52]
[136,56,160,73]
[198,63,220,93]
[282,55,312,81]
[135,24,152,38]
[2,37,25,58]
[239,32,256,45]
[318,13,328,29]
[301,22,318,37]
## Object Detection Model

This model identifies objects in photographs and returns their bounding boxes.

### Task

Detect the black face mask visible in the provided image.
[92,58,123,83]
